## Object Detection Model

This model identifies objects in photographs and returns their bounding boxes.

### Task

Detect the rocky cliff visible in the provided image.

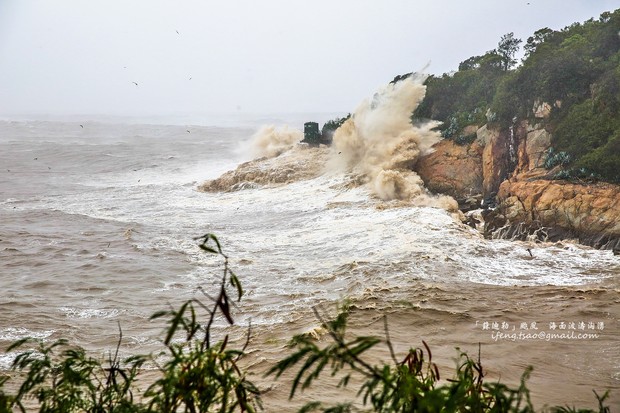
[417,118,620,252]
[492,178,620,250]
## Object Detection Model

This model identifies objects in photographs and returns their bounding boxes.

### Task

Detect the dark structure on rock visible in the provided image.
[302,122,323,146]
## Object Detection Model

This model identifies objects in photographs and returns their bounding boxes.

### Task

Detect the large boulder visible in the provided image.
[416,137,483,200]
[486,178,620,250]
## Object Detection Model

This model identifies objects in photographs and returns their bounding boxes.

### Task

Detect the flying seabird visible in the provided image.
[79,124,84,128]
[132,81,138,86]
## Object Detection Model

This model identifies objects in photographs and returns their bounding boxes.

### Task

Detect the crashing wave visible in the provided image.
[199,73,459,213]
[328,73,458,212]
[198,145,330,192]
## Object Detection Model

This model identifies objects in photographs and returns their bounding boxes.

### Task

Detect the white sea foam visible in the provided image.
[328,74,458,211]
[0,327,55,342]
[59,307,122,319]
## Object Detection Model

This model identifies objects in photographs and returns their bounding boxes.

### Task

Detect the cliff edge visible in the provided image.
[417,119,620,252]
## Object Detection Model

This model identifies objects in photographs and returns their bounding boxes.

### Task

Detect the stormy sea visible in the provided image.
[1,77,618,409]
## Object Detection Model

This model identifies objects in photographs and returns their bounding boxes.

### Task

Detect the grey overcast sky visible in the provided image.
[0,0,618,119]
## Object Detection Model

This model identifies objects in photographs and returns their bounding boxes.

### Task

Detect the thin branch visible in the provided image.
[113,321,122,365]
[237,320,253,362]
[196,286,217,303]
[203,289,223,350]
[383,315,398,366]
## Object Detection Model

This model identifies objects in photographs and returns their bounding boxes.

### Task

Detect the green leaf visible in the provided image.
[229,273,244,301]
[198,244,218,254]
[164,301,190,346]
[347,336,380,356]
[195,233,223,255]
[290,353,322,399]
[149,310,169,320]
[6,338,31,352]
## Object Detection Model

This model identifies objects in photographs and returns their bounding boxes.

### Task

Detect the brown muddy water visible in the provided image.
[248,281,619,411]
[0,119,618,411]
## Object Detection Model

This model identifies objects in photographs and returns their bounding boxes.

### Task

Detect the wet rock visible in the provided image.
[463,212,481,229]
[457,194,483,213]
[416,138,483,200]
[481,192,497,210]
[480,125,515,199]
[198,146,330,192]
[488,178,620,250]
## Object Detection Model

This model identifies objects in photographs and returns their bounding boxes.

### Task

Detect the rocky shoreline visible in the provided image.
[417,119,620,254]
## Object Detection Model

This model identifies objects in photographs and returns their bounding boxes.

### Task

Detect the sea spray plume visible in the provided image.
[198,124,320,192]
[248,125,303,158]
[330,73,459,211]
[199,145,330,192]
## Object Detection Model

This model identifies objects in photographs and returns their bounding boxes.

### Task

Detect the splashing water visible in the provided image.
[247,125,303,158]
[202,74,460,213]
[329,74,458,211]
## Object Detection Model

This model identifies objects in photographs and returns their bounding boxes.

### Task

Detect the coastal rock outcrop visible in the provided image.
[517,125,552,172]
[417,119,620,251]
[479,124,515,198]
[198,145,329,192]
[416,135,483,200]
[487,177,620,250]
[417,122,551,202]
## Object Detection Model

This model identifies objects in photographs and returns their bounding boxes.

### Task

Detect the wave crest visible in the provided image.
[200,74,459,213]
[248,125,303,158]
[198,145,329,192]
[329,74,458,211]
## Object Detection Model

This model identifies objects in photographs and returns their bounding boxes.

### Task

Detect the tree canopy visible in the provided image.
[411,8,620,183]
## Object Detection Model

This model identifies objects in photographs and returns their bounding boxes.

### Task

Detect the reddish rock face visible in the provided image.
[417,123,529,201]
[523,126,552,171]
[495,178,620,250]
[416,120,619,251]
[416,139,483,199]
[481,126,512,198]
[417,123,549,202]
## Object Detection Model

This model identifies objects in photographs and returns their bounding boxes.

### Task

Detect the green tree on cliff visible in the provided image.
[412,8,620,183]
[497,32,522,71]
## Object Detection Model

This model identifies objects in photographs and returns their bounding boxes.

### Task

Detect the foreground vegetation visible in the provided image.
[411,9,620,183]
[0,236,613,412]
